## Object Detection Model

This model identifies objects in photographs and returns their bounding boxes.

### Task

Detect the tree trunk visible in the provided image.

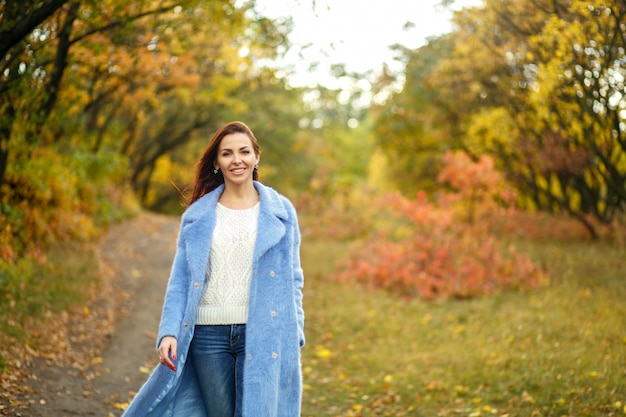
[0,102,14,188]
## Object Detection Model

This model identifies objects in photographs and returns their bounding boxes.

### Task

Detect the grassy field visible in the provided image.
[299,239,626,417]
[1,218,624,416]
[0,243,99,346]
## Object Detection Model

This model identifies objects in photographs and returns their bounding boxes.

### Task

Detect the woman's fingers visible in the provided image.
[169,338,177,362]
[158,336,177,372]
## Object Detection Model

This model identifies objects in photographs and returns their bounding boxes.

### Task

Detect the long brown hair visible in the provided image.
[188,121,260,206]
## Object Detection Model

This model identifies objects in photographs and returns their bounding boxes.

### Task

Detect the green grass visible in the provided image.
[0,243,98,344]
[300,239,626,417]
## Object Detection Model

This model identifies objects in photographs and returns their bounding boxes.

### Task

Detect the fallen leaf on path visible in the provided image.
[113,402,129,410]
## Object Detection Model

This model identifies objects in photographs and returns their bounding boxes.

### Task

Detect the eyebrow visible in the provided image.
[219,145,251,152]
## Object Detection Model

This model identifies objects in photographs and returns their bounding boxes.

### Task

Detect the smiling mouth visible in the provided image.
[231,167,246,174]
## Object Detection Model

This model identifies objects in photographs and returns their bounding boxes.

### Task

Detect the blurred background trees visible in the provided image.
[1,0,625,266]
[373,0,626,239]
[0,0,310,263]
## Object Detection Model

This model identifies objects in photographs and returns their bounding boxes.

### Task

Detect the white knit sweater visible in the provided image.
[196,202,260,325]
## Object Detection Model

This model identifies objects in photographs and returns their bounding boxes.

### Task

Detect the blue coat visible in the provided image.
[122,182,305,417]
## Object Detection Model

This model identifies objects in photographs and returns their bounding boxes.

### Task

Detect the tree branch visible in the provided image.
[0,0,69,58]
[69,5,181,46]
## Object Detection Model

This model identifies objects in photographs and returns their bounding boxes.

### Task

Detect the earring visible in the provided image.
[213,168,220,174]
[254,164,259,170]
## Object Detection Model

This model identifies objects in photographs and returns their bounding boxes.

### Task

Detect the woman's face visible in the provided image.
[215,132,260,188]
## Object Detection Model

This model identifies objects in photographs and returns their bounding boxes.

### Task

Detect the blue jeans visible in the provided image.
[190,324,246,417]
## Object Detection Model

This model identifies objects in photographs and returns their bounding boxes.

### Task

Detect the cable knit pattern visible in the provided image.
[196,202,259,325]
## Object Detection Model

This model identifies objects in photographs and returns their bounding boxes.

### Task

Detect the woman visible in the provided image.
[122,121,305,417]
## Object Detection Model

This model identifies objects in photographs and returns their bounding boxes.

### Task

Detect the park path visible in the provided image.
[23,212,180,417]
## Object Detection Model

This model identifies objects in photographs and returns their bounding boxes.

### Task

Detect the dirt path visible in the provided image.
[22,212,180,417]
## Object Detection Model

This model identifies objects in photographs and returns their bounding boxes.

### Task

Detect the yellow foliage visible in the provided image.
[466,108,517,160]
[367,148,392,191]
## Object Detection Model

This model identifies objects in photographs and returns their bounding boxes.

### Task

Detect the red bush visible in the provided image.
[335,191,547,299]
[333,152,549,300]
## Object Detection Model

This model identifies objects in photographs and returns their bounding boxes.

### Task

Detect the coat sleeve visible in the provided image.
[156,222,190,349]
[287,200,305,348]
[293,242,305,348]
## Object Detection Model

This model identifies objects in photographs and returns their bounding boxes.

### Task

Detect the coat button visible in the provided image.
[183,322,189,328]
[247,354,253,360]
[194,282,200,288]
[272,352,278,358]
[269,270,275,277]
[271,310,277,317]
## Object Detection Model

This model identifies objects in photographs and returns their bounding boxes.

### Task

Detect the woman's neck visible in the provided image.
[218,183,259,209]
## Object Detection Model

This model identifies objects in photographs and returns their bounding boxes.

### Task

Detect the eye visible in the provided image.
[242,150,250,154]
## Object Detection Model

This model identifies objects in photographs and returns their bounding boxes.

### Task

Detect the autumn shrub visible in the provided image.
[334,151,548,299]
[435,150,518,224]
[0,146,139,357]
[0,148,137,264]
[335,191,548,299]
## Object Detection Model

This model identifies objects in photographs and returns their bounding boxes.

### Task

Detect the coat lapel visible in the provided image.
[181,185,223,283]
[253,182,288,262]
[181,182,289,279]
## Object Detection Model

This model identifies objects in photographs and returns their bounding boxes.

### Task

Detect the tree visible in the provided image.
[432,0,626,238]
[115,3,299,208]
[0,0,300,261]
[372,37,464,195]
[515,1,626,237]
[0,0,70,184]
[0,1,197,188]
[370,0,626,237]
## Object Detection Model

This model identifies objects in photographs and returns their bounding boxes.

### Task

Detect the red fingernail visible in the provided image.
[173,355,177,361]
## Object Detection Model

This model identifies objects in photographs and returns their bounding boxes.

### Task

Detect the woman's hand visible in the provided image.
[157,336,178,372]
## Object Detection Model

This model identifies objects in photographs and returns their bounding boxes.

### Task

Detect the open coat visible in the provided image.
[122,182,305,417]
